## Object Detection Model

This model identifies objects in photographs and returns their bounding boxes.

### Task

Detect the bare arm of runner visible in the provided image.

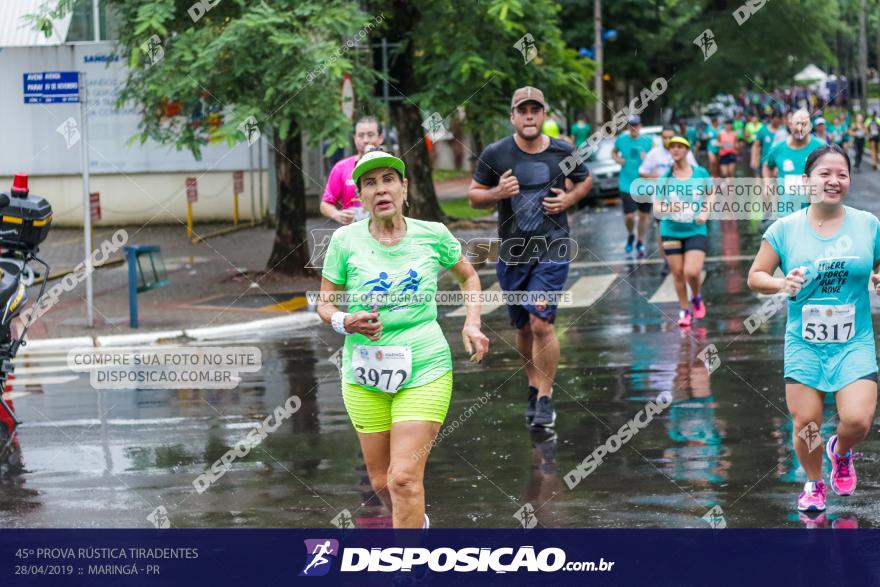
[317,278,382,341]
[750,140,761,170]
[748,241,804,296]
[542,176,592,214]
[446,258,490,363]
[468,169,519,209]
[871,262,880,295]
[320,201,354,225]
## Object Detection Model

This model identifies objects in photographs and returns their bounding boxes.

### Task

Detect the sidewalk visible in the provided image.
[24,220,327,343]
[435,177,471,201]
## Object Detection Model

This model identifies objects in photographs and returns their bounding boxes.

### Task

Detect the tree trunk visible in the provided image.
[471,127,484,170]
[385,1,445,222]
[266,119,315,276]
[391,101,446,220]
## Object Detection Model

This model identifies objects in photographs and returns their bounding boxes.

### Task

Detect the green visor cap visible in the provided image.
[352,151,407,185]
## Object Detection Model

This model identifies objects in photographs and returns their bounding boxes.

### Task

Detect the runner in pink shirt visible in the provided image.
[320,116,385,224]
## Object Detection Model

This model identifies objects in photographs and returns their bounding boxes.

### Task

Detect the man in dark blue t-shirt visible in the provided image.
[468,86,591,428]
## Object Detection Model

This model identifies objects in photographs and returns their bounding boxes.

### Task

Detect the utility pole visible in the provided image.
[594,0,603,124]
[92,0,100,40]
[859,0,868,112]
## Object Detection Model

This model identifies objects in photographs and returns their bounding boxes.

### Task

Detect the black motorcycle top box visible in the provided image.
[0,191,52,251]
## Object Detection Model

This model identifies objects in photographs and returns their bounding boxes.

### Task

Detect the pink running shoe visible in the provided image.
[797,480,827,512]
[677,309,693,328]
[798,511,829,528]
[832,515,859,529]
[826,435,857,496]
[691,295,706,320]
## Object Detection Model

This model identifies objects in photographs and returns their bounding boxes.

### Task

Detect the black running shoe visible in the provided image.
[524,386,538,422]
[531,396,556,428]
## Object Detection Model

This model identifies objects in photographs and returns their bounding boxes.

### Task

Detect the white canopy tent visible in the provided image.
[794,64,829,84]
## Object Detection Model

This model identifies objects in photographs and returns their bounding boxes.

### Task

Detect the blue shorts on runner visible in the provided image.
[496,258,568,328]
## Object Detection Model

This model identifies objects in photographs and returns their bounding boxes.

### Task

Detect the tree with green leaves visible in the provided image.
[35,0,376,275]
[561,0,840,114]
[368,0,594,219]
[34,0,594,272]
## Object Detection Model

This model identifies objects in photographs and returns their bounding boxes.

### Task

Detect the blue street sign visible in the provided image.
[23,71,80,104]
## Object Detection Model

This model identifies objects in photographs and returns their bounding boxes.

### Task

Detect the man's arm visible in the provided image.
[469,145,512,209]
[320,163,353,224]
[750,140,761,170]
[567,177,592,205]
[542,175,592,214]
[320,201,353,224]
[467,180,500,209]
[639,150,659,179]
[468,169,518,209]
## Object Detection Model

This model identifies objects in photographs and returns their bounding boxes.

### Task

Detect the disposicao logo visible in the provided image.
[300,539,339,577]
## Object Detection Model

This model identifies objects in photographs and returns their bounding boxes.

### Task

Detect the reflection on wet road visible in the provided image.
[5,180,880,529]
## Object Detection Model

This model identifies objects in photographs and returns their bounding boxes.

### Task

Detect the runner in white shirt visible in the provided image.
[639,127,698,179]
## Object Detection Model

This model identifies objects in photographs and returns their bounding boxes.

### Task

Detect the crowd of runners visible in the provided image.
[315,84,880,526]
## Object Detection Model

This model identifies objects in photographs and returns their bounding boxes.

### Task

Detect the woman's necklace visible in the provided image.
[811,206,841,227]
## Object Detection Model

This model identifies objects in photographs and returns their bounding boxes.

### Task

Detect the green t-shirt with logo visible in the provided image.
[571,122,592,148]
[745,121,762,144]
[756,124,781,164]
[705,125,721,154]
[656,165,712,239]
[733,119,745,139]
[614,133,654,193]
[765,136,827,216]
[322,218,462,388]
[829,123,849,145]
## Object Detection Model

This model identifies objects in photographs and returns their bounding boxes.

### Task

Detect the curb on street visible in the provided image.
[19,312,323,352]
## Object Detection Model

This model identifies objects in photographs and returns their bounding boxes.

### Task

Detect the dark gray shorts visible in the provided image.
[784,372,878,385]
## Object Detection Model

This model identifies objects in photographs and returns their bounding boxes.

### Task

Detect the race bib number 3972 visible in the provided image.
[351,345,412,393]
[801,304,855,343]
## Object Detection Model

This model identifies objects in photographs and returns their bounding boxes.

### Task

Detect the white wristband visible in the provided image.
[331,311,352,335]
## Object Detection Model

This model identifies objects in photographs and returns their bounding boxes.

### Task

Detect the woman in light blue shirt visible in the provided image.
[748,144,880,513]
[653,137,713,328]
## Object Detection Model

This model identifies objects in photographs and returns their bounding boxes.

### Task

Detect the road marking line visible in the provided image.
[9,365,79,375]
[476,254,753,276]
[561,274,618,307]
[8,375,79,387]
[649,271,707,304]
[261,296,308,312]
[3,391,30,400]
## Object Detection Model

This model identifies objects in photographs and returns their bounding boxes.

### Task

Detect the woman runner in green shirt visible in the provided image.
[318,150,490,528]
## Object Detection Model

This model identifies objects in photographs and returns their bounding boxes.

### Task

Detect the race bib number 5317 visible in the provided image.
[351,345,412,393]
[802,304,855,343]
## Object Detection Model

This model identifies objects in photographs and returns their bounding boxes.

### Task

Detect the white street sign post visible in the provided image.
[80,72,94,328]
[23,70,93,327]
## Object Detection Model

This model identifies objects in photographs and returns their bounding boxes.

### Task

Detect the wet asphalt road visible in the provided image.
[3,167,880,529]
